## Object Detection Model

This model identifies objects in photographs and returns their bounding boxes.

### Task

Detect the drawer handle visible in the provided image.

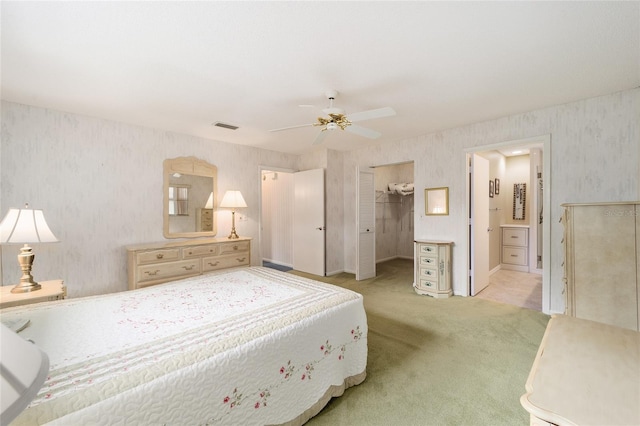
[208,261,220,267]
[510,254,518,257]
[426,282,433,287]
[425,271,433,275]
[510,236,518,239]
[188,251,193,255]
[233,245,239,250]
[236,257,246,262]
[183,265,195,271]
[156,254,164,259]
[145,269,160,276]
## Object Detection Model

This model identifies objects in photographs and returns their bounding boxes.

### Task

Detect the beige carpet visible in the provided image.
[290,259,550,426]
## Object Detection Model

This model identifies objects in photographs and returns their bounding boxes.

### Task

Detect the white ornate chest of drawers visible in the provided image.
[127,237,251,290]
[413,240,452,298]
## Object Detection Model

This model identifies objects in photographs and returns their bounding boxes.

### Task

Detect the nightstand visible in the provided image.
[0,279,66,308]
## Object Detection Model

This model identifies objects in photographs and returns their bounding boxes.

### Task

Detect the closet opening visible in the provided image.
[361,161,415,280]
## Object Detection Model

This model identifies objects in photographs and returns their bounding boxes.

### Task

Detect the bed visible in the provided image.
[2,267,368,425]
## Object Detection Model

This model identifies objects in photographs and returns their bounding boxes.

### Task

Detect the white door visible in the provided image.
[470,154,490,295]
[356,168,375,280]
[293,168,325,276]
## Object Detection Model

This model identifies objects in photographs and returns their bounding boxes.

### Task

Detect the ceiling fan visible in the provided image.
[269,90,396,145]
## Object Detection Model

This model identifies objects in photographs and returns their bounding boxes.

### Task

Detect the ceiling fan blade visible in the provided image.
[269,123,313,132]
[346,124,381,139]
[347,106,396,123]
[312,129,329,145]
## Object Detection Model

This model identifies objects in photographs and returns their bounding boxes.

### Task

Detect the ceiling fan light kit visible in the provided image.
[269,89,396,144]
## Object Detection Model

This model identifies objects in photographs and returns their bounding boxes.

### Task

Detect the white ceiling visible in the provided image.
[2,1,638,155]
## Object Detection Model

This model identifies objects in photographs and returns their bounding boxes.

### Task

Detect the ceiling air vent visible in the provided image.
[212,121,239,130]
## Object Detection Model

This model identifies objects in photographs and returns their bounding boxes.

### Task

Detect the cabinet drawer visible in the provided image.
[203,253,250,272]
[418,244,438,255]
[219,241,250,255]
[417,277,438,290]
[137,259,200,283]
[419,267,439,279]
[183,244,219,258]
[503,228,528,247]
[418,256,438,267]
[136,248,181,265]
[502,247,528,266]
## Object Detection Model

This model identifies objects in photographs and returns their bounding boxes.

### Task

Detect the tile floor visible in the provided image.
[475,269,542,311]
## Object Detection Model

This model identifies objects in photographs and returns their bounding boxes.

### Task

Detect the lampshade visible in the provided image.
[219,191,247,209]
[204,192,214,209]
[0,206,58,244]
[0,323,50,425]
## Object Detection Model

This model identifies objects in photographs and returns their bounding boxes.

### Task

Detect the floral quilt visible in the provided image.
[4,267,368,425]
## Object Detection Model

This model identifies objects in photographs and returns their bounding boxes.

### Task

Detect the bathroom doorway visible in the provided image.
[466,135,550,313]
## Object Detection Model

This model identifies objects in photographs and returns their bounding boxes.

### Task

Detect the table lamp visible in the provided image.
[219,190,247,239]
[0,204,59,293]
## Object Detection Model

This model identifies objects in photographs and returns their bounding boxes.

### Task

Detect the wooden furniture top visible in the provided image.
[521,315,640,426]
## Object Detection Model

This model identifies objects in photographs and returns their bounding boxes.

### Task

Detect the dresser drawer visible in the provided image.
[418,244,438,256]
[136,248,181,265]
[203,253,250,272]
[502,246,528,266]
[219,241,250,255]
[503,228,528,247]
[418,256,438,267]
[417,277,438,290]
[183,244,219,258]
[137,259,201,284]
[419,267,439,279]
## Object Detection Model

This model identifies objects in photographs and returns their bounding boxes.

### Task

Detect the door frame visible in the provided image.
[258,165,296,266]
[464,134,552,314]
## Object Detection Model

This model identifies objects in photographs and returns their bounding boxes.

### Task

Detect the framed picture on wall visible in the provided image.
[495,178,500,195]
[489,180,494,198]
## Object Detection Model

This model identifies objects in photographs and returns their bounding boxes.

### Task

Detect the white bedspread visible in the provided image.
[3,267,367,425]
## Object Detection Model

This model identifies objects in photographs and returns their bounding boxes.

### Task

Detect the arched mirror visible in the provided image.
[163,157,217,238]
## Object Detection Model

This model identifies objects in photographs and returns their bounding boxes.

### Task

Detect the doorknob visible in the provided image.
[487,227,493,232]
[316,226,326,231]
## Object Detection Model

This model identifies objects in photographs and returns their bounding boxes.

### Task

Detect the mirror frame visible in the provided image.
[512,183,526,220]
[425,187,449,216]
[163,157,217,238]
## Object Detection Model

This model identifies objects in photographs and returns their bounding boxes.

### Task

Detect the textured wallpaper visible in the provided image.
[342,88,639,314]
[0,102,299,296]
[2,88,638,313]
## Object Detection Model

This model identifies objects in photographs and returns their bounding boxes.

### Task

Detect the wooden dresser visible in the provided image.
[413,240,452,298]
[127,237,251,290]
[521,315,640,426]
[562,202,639,331]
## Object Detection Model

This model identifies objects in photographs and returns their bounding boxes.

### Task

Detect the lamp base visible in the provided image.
[11,243,42,293]
[11,282,42,293]
[227,210,240,239]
